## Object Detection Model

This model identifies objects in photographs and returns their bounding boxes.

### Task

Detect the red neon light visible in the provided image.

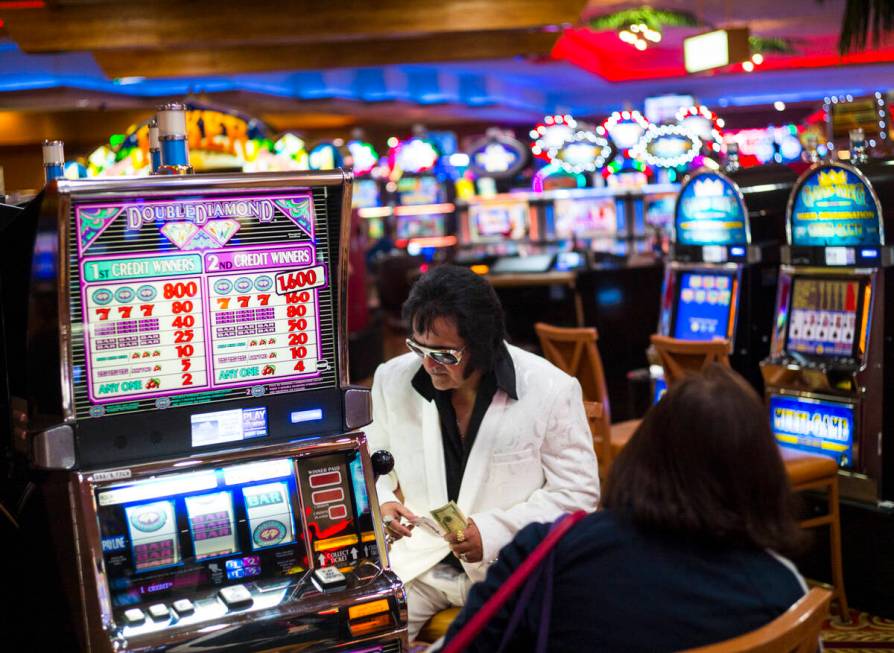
[552,27,894,83]
[0,1,46,9]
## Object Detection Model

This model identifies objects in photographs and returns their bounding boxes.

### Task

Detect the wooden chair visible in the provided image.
[647,335,849,622]
[534,323,640,475]
[649,334,731,386]
[583,400,612,473]
[417,607,461,645]
[682,587,831,653]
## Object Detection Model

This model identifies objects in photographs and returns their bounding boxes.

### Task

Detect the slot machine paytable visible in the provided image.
[761,158,894,504]
[11,171,408,652]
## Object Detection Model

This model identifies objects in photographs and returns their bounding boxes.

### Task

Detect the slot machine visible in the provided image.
[657,165,796,391]
[11,171,408,651]
[454,193,536,269]
[761,154,894,504]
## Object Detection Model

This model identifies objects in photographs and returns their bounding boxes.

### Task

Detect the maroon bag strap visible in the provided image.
[440,510,587,653]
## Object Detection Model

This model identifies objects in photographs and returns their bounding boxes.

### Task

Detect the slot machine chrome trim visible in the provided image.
[673,167,752,247]
[48,184,79,422]
[55,171,348,200]
[75,432,403,652]
[785,161,885,247]
[339,170,353,386]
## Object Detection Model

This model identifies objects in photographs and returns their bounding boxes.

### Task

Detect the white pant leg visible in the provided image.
[406,564,472,642]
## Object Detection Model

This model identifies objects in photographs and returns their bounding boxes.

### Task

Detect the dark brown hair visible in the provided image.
[402,265,506,376]
[602,364,805,554]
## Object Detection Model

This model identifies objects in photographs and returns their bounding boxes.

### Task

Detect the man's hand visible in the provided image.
[445,518,483,563]
[381,501,416,540]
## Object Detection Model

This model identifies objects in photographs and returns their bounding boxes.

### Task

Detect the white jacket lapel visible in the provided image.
[457,391,508,511]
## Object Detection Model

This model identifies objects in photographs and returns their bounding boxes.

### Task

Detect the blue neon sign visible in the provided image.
[790,164,882,247]
[675,172,748,246]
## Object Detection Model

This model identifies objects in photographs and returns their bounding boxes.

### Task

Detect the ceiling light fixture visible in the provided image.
[618,22,660,50]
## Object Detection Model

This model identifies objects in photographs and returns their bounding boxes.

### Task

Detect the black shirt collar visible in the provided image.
[411,342,518,401]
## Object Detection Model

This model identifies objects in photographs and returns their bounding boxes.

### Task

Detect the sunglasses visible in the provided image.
[406,338,467,366]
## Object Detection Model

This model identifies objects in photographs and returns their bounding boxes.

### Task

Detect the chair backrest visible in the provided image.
[681,587,831,653]
[583,400,612,472]
[535,323,611,423]
[650,334,731,387]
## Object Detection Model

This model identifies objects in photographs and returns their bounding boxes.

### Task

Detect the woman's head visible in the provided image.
[602,364,803,553]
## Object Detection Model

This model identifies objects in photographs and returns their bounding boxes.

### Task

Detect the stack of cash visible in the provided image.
[430,501,468,536]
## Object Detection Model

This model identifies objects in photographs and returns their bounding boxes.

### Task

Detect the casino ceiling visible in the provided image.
[0,0,892,135]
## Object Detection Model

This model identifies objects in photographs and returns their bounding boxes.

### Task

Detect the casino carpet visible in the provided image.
[409,609,894,651]
[822,610,894,651]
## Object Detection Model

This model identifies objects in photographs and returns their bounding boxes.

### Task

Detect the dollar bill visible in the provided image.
[430,501,468,535]
[410,515,445,537]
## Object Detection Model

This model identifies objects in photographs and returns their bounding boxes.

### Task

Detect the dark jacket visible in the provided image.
[441,510,805,652]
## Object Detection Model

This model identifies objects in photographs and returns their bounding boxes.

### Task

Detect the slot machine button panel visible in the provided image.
[148,603,170,621]
[123,608,146,626]
[172,599,194,616]
[218,584,253,609]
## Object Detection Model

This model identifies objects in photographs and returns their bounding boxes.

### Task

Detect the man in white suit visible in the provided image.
[366,265,600,640]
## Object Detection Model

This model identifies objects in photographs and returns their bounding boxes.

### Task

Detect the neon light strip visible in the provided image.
[408,236,457,248]
[357,207,393,219]
[727,277,739,341]
[859,284,872,354]
[393,203,455,216]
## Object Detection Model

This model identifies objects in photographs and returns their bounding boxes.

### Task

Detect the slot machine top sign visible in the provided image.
[789,163,883,247]
[675,170,748,246]
[68,183,339,420]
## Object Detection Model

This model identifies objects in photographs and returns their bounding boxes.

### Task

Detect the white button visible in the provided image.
[313,566,346,590]
[123,608,145,625]
[172,599,194,615]
[148,604,170,621]
[218,584,253,609]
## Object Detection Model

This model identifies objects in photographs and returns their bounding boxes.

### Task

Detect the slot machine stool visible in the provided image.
[781,448,850,622]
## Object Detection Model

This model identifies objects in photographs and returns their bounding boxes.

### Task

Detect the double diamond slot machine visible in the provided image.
[10,171,407,651]
[761,157,894,504]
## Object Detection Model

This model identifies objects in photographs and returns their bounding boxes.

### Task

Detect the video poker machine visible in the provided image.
[761,157,894,504]
[10,171,408,651]
[657,166,795,391]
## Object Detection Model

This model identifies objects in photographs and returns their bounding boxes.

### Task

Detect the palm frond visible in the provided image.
[588,6,700,32]
[749,36,797,54]
[818,0,894,54]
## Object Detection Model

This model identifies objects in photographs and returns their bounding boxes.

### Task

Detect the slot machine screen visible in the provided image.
[352,179,380,210]
[95,450,376,610]
[770,394,855,466]
[672,271,736,341]
[395,214,447,241]
[397,176,444,206]
[643,192,676,230]
[553,198,617,240]
[468,201,528,242]
[66,189,339,421]
[785,277,863,357]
